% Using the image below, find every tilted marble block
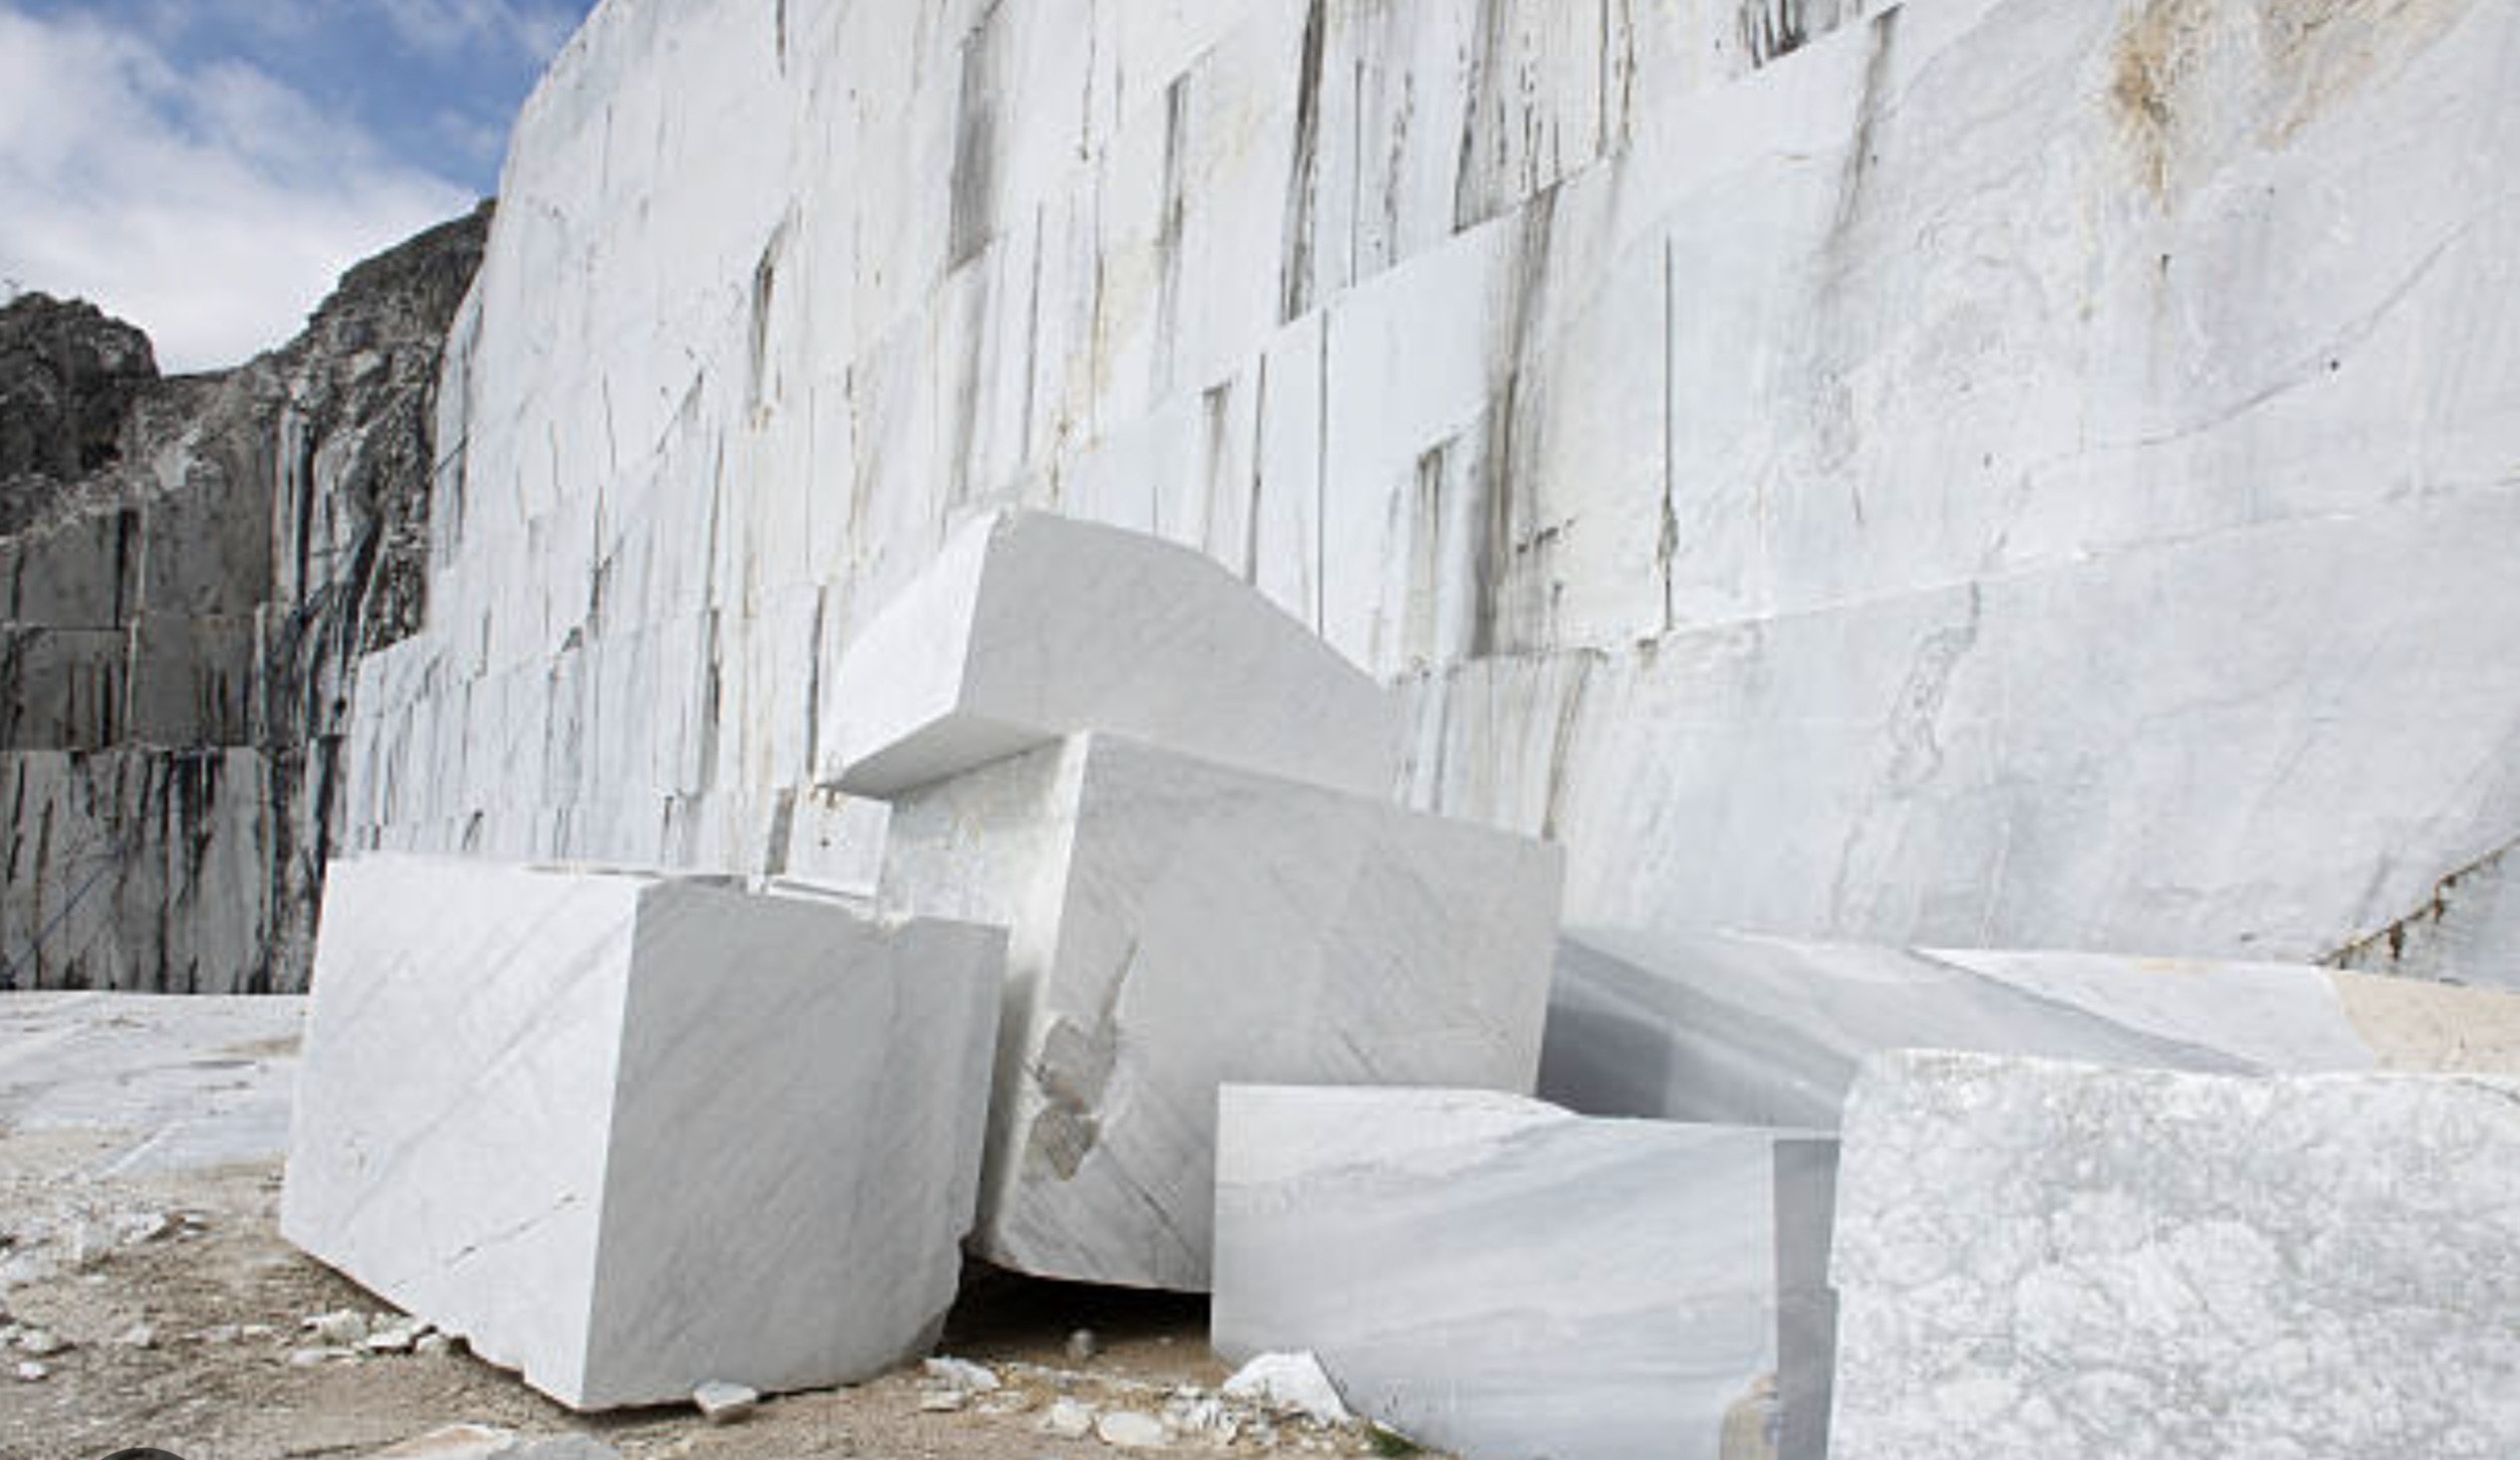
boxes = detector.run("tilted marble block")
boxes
[1830,1053,2520,1460]
[820,510,1401,799]
[281,853,1005,1410]
[1212,1086,1837,1460]
[879,732,1561,1291]
[1542,925,2520,1128]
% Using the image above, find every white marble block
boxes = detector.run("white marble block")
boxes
[1211,1086,1835,1460]
[820,510,1400,799]
[879,732,1561,1291]
[1543,926,2520,1128]
[1829,1052,2520,1460]
[280,853,1005,1410]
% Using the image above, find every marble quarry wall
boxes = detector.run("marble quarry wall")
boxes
[0,210,489,992]
[340,0,2520,986]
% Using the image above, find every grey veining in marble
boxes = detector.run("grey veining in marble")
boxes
[1542,926,2520,1129]
[281,853,1005,1409]
[336,0,2520,987]
[820,509,1399,799]
[1829,1052,2520,1460]
[879,732,1561,1292]
[1212,1085,1834,1460]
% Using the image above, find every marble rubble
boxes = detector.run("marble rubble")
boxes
[874,731,1562,1291]
[321,0,2520,990]
[280,853,1005,1410]
[1212,1085,1837,1460]
[821,508,1400,798]
[1829,1052,2520,1460]
[1544,925,2520,1128]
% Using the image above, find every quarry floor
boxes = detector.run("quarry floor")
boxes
[0,997,1433,1460]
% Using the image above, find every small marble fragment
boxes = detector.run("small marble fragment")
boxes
[1222,1352,1350,1424]
[692,1380,760,1424]
[1095,1410,1168,1449]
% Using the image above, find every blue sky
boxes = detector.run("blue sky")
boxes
[1,0,598,370]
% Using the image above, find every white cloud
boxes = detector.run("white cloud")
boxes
[378,0,581,65]
[0,5,476,371]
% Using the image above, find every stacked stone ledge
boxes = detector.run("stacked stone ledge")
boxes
[284,507,1562,1408]
[834,510,1564,1291]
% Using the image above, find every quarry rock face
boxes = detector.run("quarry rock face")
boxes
[281,854,1005,1410]
[9,0,2517,1449]
[1828,1053,2520,1460]
[0,294,159,531]
[331,0,2520,988]
[0,206,490,993]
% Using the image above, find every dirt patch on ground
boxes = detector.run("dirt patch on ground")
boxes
[0,1125,1428,1460]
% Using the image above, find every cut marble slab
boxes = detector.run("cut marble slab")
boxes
[1830,1052,2520,1460]
[819,510,1400,799]
[1542,926,2520,1128]
[879,732,1561,1291]
[281,853,1005,1410]
[1211,1086,1835,1460]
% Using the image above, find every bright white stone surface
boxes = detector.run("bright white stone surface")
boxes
[1829,1052,2520,1460]
[1212,1086,1833,1460]
[880,732,1560,1291]
[338,0,2520,986]
[1221,1351,1351,1425]
[822,510,1398,798]
[281,853,1004,1409]
[1544,926,2520,1128]
[0,991,302,1174]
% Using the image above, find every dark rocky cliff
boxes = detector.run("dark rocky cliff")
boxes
[0,204,490,992]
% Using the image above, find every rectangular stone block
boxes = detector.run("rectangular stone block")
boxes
[1542,926,2520,1128]
[125,612,259,746]
[0,506,139,626]
[1829,1053,2520,1460]
[0,625,127,749]
[1212,1086,1834,1460]
[820,510,1401,799]
[879,732,1561,1291]
[280,853,1005,1410]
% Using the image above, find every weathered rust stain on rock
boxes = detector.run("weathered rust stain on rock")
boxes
[2113,0,2474,205]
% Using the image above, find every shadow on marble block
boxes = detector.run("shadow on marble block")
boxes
[819,510,1401,800]
[1829,1052,2520,1460]
[1542,925,2520,1129]
[879,732,1562,1293]
[1212,1085,1835,1460]
[280,852,1005,1409]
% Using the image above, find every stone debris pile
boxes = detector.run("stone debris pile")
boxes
[278,512,2520,1457]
